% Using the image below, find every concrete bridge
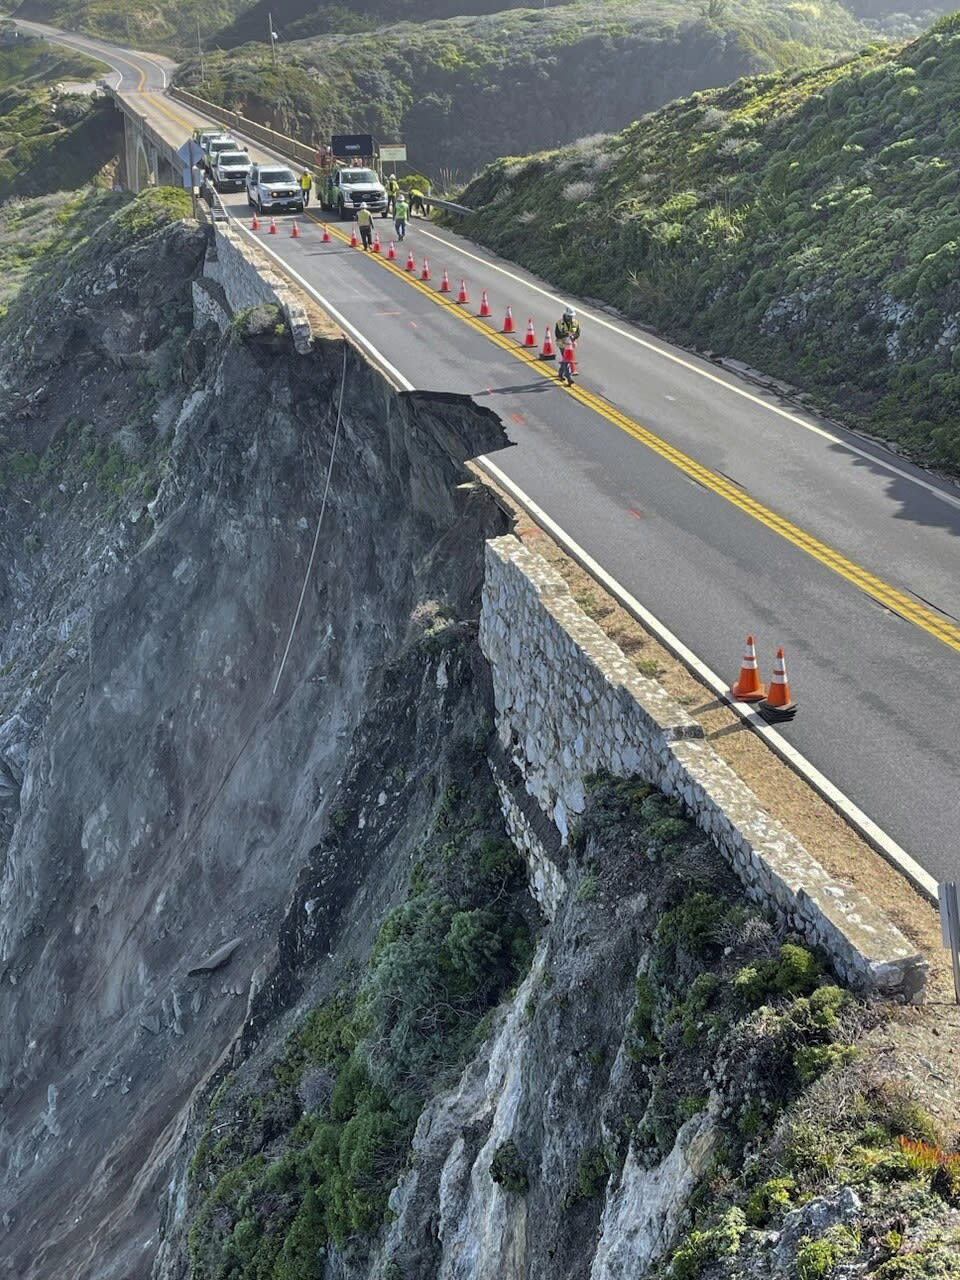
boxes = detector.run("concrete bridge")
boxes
[107,86,181,191]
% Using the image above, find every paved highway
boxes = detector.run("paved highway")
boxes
[22,24,960,887]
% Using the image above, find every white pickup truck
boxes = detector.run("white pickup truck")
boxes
[212,149,252,193]
[320,166,387,219]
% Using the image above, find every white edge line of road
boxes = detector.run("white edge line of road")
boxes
[236,216,940,908]
[417,225,960,515]
[476,455,941,907]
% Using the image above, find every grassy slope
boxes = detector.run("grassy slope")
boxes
[10,0,249,52]
[457,14,960,470]
[0,41,121,202]
[178,0,875,177]
[214,0,580,47]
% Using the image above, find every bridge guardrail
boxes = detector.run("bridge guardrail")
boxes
[167,86,472,214]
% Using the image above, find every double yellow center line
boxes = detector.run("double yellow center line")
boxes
[305,215,960,656]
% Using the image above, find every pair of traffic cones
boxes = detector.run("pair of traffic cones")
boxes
[731,636,797,722]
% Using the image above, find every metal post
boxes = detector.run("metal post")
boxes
[939,881,960,1004]
[197,15,206,87]
[269,13,278,68]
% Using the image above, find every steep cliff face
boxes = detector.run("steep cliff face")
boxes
[0,193,509,1280]
[157,767,960,1280]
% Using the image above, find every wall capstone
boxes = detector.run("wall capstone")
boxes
[480,535,927,1000]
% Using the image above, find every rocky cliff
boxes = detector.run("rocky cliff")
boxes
[0,189,509,1280]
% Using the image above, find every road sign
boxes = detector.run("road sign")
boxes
[177,139,205,167]
[332,133,375,159]
[380,143,407,163]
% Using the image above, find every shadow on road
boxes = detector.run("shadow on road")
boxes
[475,381,558,396]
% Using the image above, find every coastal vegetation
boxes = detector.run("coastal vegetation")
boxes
[458,16,960,469]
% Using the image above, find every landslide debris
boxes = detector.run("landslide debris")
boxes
[458,15,960,472]
[0,186,509,1280]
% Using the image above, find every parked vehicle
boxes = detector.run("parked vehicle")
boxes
[246,164,304,214]
[212,150,252,192]
[202,135,241,173]
[321,166,387,219]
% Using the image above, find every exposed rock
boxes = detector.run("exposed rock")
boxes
[186,937,241,976]
[0,206,509,1280]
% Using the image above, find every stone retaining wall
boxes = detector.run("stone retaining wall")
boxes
[202,222,313,353]
[480,535,927,999]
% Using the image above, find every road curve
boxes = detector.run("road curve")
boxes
[20,23,960,887]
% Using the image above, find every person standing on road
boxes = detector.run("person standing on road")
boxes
[356,202,374,250]
[393,193,408,242]
[386,173,400,215]
[555,305,581,386]
[299,169,313,206]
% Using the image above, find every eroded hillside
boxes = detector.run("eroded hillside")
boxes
[0,188,509,1280]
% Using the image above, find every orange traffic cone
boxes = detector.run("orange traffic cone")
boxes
[503,306,516,334]
[439,268,451,293]
[269,217,278,235]
[420,258,431,280]
[405,248,416,271]
[731,635,766,702]
[559,338,577,383]
[321,223,331,243]
[479,289,491,317]
[758,647,798,722]
[523,317,537,347]
[291,219,300,239]
[387,239,396,260]
[251,212,260,231]
[372,230,381,253]
[540,326,556,360]
[456,278,469,304]
[350,226,359,248]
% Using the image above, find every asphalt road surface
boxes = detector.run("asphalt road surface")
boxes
[22,23,960,887]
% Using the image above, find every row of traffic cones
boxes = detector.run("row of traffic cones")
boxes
[266,219,579,375]
[251,213,302,239]
[731,635,797,722]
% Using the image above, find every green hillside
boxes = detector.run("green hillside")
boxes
[11,0,250,52]
[456,15,960,470]
[178,0,876,176]
[0,39,119,201]
[214,0,580,47]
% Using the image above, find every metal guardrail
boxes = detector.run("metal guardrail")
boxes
[167,85,473,215]
[428,196,474,216]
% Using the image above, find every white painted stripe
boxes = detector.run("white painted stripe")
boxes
[475,454,940,905]
[231,213,939,905]
[419,226,960,514]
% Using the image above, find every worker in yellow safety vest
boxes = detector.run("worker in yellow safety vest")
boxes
[356,202,374,250]
[299,169,313,206]
[386,173,400,215]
